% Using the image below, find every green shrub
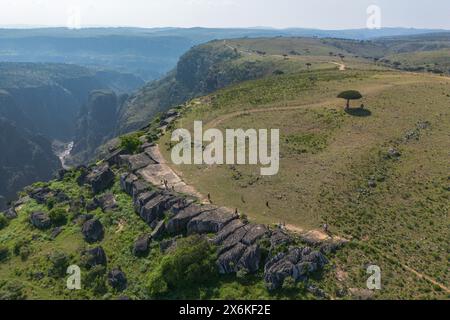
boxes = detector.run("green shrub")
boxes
[19,246,31,262]
[0,281,26,300]
[48,251,69,277]
[13,240,31,261]
[0,246,9,262]
[0,215,8,230]
[282,276,297,290]
[85,265,107,296]
[46,198,56,210]
[119,133,143,154]
[49,207,67,226]
[147,235,217,297]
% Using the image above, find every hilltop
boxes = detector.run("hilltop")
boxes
[1,35,449,300]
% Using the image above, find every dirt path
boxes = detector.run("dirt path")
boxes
[138,143,340,243]
[329,61,346,71]
[138,146,207,202]
[207,82,394,129]
[402,265,450,293]
[363,242,450,294]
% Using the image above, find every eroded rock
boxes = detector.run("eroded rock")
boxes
[212,219,246,245]
[2,207,17,220]
[151,220,166,240]
[237,244,261,273]
[120,173,138,195]
[97,193,118,212]
[166,204,214,235]
[187,207,238,235]
[269,229,292,249]
[263,247,328,290]
[217,242,247,274]
[108,268,127,291]
[139,193,174,226]
[133,234,151,257]
[30,211,51,230]
[85,165,115,194]
[241,224,270,246]
[81,219,104,243]
[126,153,156,171]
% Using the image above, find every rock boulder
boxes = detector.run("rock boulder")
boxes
[30,211,51,229]
[81,219,104,243]
[85,165,115,194]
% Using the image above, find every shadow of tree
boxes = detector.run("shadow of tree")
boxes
[345,108,372,117]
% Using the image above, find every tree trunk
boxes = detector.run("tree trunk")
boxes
[346,99,350,109]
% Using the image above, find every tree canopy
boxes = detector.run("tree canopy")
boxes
[337,90,363,100]
[337,90,363,109]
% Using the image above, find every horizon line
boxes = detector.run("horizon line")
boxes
[0,25,448,32]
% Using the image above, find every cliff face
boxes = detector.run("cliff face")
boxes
[116,40,278,135]
[116,42,241,134]
[0,117,61,209]
[70,90,120,165]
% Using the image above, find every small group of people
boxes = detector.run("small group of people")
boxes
[161,179,175,192]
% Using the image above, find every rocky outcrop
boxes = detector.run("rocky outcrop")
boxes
[217,242,247,274]
[2,207,17,220]
[212,219,247,245]
[124,153,155,172]
[242,224,269,246]
[84,164,115,194]
[264,247,328,291]
[30,211,51,230]
[151,220,166,240]
[133,234,151,257]
[166,204,213,235]
[139,193,176,226]
[27,187,53,205]
[82,246,107,269]
[120,173,139,195]
[81,219,104,243]
[237,244,261,273]
[96,193,118,212]
[215,223,269,275]
[187,207,238,235]
[108,268,127,291]
[50,226,63,239]
[269,229,292,249]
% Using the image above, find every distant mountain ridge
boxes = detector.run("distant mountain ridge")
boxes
[0,27,448,81]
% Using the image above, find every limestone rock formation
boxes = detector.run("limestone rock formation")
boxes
[30,211,51,230]
[81,219,105,243]
[84,165,115,194]
[108,268,127,291]
[133,234,151,257]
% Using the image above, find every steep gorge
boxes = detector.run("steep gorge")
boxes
[0,62,143,208]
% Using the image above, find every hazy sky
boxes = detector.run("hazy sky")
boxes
[1,0,449,30]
